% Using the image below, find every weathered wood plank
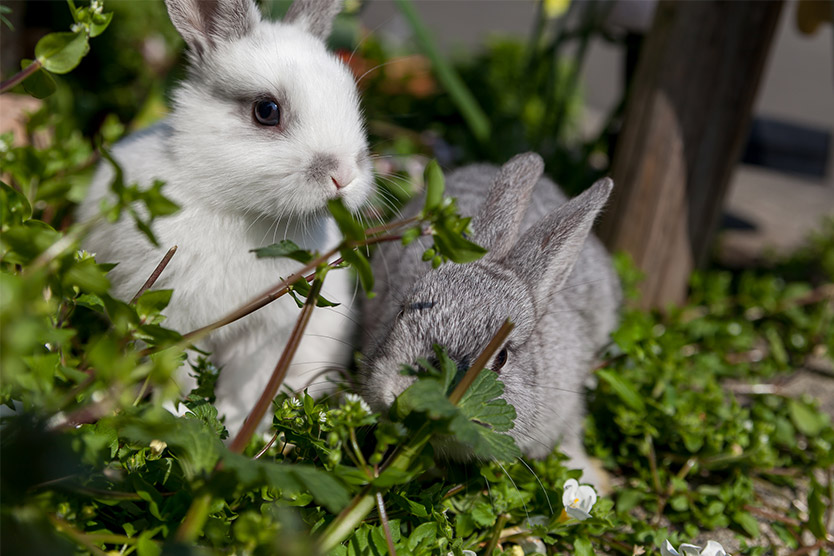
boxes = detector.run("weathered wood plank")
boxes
[598,0,784,308]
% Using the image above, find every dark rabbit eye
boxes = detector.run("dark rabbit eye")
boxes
[492,347,508,372]
[253,99,281,126]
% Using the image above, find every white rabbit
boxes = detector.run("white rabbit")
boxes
[359,153,620,484]
[78,0,374,436]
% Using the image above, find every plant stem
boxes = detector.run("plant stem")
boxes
[0,59,43,93]
[253,431,279,459]
[316,487,379,552]
[394,0,490,143]
[228,277,323,453]
[350,427,372,478]
[130,245,177,303]
[49,515,110,556]
[375,491,397,555]
[483,513,509,556]
[174,491,212,543]
[180,248,339,348]
[449,319,514,405]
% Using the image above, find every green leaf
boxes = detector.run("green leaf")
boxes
[340,247,374,295]
[136,533,161,556]
[220,452,350,513]
[423,160,444,212]
[135,289,173,316]
[458,370,516,433]
[121,410,223,480]
[807,479,827,539]
[732,510,759,538]
[18,60,56,99]
[327,198,365,242]
[35,32,89,74]
[289,278,339,308]
[89,11,113,37]
[597,369,646,412]
[1,181,32,228]
[574,537,595,556]
[787,398,827,437]
[250,240,313,263]
[431,226,487,264]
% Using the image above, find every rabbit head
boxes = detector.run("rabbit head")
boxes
[360,153,614,457]
[163,0,372,217]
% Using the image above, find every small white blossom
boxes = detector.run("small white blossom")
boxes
[662,540,729,556]
[289,397,302,408]
[701,541,729,556]
[344,393,371,415]
[318,411,327,424]
[91,0,103,14]
[562,479,597,521]
[519,537,546,554]
[149,439,167,456]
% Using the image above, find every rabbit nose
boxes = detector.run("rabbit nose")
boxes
[330,168,355,190]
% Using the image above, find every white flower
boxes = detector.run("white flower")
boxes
[446,551,476,556]
[662,540,729,556]
[289,397,302,408]
[149,439,167,456]
[519,537,547,554]
[345,393,371,415]
[318,411,327,424]
[562,479,597,521]
[91,0,103,14]
[701,541,729,556]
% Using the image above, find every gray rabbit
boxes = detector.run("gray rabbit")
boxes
[359,153,620,481]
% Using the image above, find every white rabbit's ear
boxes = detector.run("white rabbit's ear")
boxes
[504,178,613,305]
[165,0,260,58]
[284,0,343,40]
[474,152,544,260]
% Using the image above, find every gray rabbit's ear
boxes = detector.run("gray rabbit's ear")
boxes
[504,178,613,305]
[284,0,343,39]
[474,152,544,260]
[165,0,260,58]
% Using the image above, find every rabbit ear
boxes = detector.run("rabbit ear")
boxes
[165,0,259,58]
[474,152,544,260]
[284,0,343,39]
[504,178,614,306]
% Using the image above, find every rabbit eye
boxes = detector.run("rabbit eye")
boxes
[492,347,508,372]
[253,99,281,126]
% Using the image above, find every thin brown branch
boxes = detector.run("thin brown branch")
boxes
[362,215,420,237]
[130,245,177,304]
[375,491,398,555]
[0,59,43,93]
[179,247,339,347]
[448,319,514,405]
[787,538,832,556]
[253,432,279,460]
[228,278,323,453]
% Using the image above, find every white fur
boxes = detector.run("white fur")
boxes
[78,0,372,436]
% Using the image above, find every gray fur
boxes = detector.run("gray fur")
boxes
[359,153,621,481]
[164,0,259,58]
[307,153,339,183]
[284,0,343,39]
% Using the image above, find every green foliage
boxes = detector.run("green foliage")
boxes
[3,2,833,555]
[585,251,834,552]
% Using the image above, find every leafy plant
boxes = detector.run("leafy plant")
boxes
[2,2,833,556]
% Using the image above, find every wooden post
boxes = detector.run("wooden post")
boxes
[598,0,784,308]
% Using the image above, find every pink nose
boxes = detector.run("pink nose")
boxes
[331,169,356,190]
